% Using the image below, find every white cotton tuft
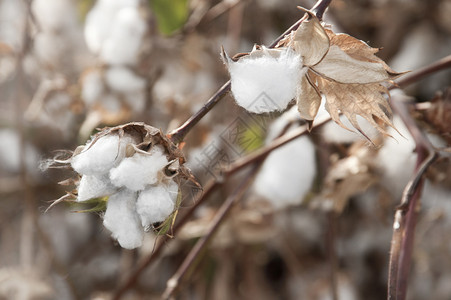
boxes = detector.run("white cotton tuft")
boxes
[71,134,134,176]
[105,66,146,93]
[81,69,104,106]
[84,0,140,54]
[376,116,416,199]
[103,189,143,249]
[226,47,303,114]
[109,146,169,191]
[253,134,316,208]
[100,7,147,65]
[136,180,178,227]
[77,174,117,202]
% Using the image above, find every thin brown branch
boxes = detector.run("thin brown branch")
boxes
[391,54,451,90]
[387,94,438,300]
[161,165,260,300]
[311,0,333,21]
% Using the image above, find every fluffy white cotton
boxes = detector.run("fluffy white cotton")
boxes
[81,69,104,106]
[103,189,143,249]
[253,110,316,208]
[100,7,147,65]
[84,0,140,54]
[109,146,169,191]
[136,180,178,227]
[105,66,146,93]
[0,129,40,175]
[376,116,416,199]
[71,134,134,176]
[227,47,303,114]
[77,174,117,202]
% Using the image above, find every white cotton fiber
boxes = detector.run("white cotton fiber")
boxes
[105,66,146,93]
[100,7,146,65]
[136,180,178,227]
[81,69,104,106]
[252,112,316,209]
[84,0,140,54]
[227,47,303,114]
[77,174,117,202]
[253,134,316,208]
[376,116,416,199]
[109,146,169,191]
[71,134,134,176]
[103,189,143,249]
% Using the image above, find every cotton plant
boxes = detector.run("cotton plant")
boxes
[223,7,403,138]
[51,123,196,249]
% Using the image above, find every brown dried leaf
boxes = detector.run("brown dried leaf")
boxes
[325,29,402,76]
[316,75,395,137]
[290,9,330,66]
[296,71,321,120]
[312,143,378,214]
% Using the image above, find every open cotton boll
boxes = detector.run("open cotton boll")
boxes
[136,180,178,227]
[77,174,117,202]
[100,7,147,65]
[226,47,304,114]
[71,134,134,176]
[103,189,143,249]
[84,0,140,54]
[253,127,316,209]
[109,146,169,191]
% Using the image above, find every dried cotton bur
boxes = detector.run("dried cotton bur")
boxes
[223,7,405,139]
[49,123,197,249]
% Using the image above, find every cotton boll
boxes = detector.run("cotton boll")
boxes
[253,131,316,209]
[84,0,140,54]
[77,174,117,202]
[100,7,147,65]
[71,134,134,176]
[103,189,143,249]
[226,47,304,114]
[109,146,169,191]
[376,116,416,199]
[105,66,146,93]
[136,180,178,227]
[81,69,104,106]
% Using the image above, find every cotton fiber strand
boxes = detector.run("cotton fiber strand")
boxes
[77,174,116,202]
[103,189,143,249]
[109,146,169,191]
[227,48,303,114]
[71,134,133,176]
[136,180,178,227]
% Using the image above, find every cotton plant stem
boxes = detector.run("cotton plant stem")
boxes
[391,55,451,90]
[161,165,260,300]
[387,94,438,300]
[167,0,333,144]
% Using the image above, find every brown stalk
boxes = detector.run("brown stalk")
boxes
[161,164,260,299]
[387,94,438,300]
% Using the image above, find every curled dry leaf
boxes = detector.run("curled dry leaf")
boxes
[290,8,404,136]
[311,142,379,214]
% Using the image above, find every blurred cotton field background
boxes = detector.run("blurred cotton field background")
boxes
[0,0,451,299]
